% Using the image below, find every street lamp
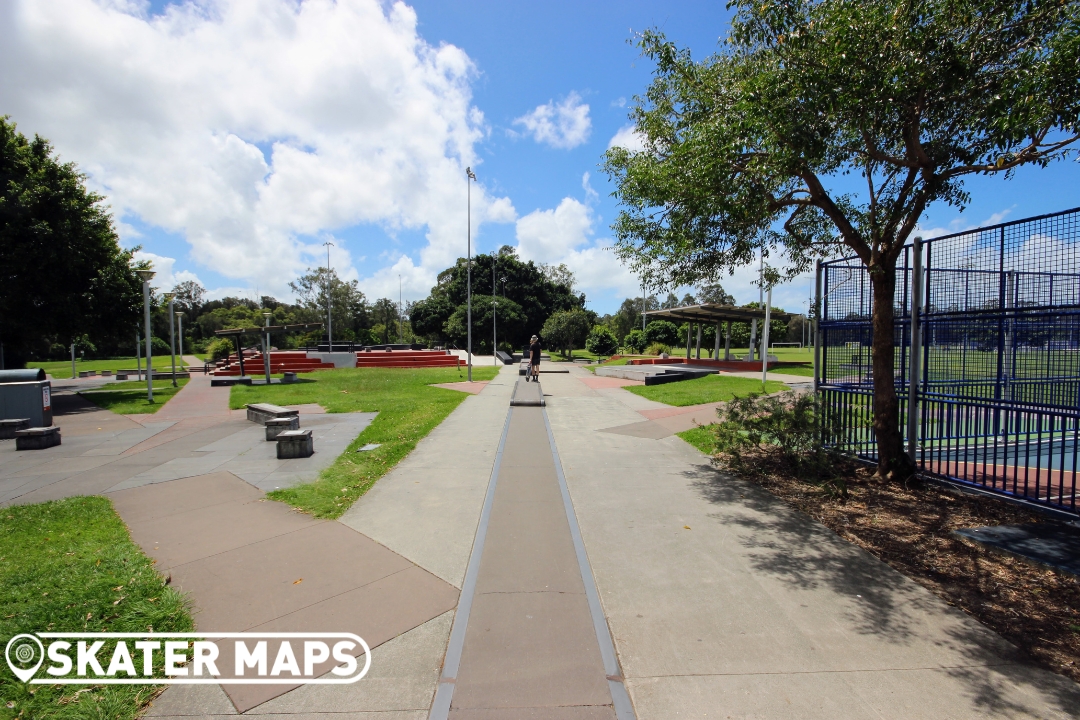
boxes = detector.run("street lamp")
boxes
[492,251,497,363]
[175,311,184,362]
[164,292,177,387]
[466,166,476,381]
[136,269,155,402]
[323,241,334,353]
[398,274,403,344]
[263,312,273,382]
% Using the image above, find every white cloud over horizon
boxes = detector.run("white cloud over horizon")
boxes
[0,0,515,302]
[512,92,591,150]
[608,124,646,153]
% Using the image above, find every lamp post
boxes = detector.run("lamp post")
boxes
[323,241,334,352]
[466,167,476,381]
[164,292,177,387]
[176,312,184,359]
[263,312,273,383]
[398,274,403,344]
[492,252,497,363]
[136,269,155,402]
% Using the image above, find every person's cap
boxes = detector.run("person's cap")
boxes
[530,335,538,340]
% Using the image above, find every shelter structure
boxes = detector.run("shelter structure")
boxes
[215,323,324,380]
[644,303,791,367]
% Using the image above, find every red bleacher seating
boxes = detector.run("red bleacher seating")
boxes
[212,350,460,375]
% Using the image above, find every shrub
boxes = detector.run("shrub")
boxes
[151,336,170,354]
[644,320,680,346]
[644,342,671,356]
[585,325,619,356]
[206,338,234,361]
[710,390,848,498]
[623,329,647,353]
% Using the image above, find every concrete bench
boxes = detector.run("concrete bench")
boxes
[265,416,299,441]
[246,403,300,425]
[101,370,113,377]
[115,373,129,380]
[275,429,313,459]
[15,425,61,450]
[78,371,89,378]
[282,372,297,384]
[0,418,30,440]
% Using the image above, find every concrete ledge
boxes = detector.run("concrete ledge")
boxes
[275,428,313,459]
[510,378,545,407]
[15,425,61,450]
[211,376,252,387]
[265,416,300,440]
[0,418,31,440]
[246,403,300,424]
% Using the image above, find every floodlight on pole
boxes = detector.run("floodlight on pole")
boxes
[164,292,177,387]
[136,269,155,402]
[323,241,334,352]
[466,166,476,381]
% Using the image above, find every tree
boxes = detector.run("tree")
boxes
[172,280,206,316]
[698,283,736,306]
[603,0,1080,480]
[0,117,143,366]
[411,252,584,350]
[585,325,619,356]
[542,309,593,357]
[645,320,680,346]
[623,329,648,353]
[289,267,369,341]
[443,294,526,353]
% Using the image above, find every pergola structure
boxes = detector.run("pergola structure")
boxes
[645,304,792,361]
[215,323,324,379]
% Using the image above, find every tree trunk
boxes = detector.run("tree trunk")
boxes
[869,260,914,481]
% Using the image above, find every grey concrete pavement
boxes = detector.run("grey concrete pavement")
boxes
[542,366,1080,719]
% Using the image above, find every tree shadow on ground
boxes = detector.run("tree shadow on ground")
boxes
[682,461,1080,717]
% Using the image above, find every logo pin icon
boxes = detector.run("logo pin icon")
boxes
[5,634,44,682]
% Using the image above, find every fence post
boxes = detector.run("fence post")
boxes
[907,237,923,463]
[813,260,822,393]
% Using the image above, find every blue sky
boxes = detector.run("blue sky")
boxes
[2,0,1078,316]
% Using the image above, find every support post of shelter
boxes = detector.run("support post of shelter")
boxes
[685,323,692,360]
[713,322,721,359]
[695,325,702,360]
[724,321,731,361]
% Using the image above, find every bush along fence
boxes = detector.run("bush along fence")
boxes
[815,207,1080,516]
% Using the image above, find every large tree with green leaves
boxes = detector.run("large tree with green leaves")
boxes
[0,117,144,367]
[604,0,1080,480]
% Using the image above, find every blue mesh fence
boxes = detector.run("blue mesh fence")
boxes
[818,207,1080,515]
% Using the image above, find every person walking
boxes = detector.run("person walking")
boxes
[527,334,542,382]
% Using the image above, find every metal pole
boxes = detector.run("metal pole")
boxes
[142,278,153,402]
[713,322,721,359]
[466,167,475,381]
[176,313,184,359]
[695,324,702,360]
[399,274,404,344]
[263,313,272,382]
[135,330,141,381]
[324,241,334,352]
[493,254,497,361]
[813,261,822,393]
[761,287,772,387]
[685,322,692,360]
[71,342,76,380]
[166,294,177,387]
[642,281,646,331]
[907,238,923,462]
[724,320,731,361]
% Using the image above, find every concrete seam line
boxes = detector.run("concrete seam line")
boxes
[542,408,638,720]
[428,405,513,720]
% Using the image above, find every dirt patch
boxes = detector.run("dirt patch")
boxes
[728,453,1080,683]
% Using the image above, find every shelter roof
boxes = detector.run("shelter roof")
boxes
[645,303,792,323]
[215,323,323,336]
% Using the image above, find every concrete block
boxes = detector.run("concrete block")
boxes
[265,416,300,441]
[15,425,61,450]
[115,374,129,380]
[245,403,299,424]
[101,370,113,377]
[275,429,313,459]
[78,371,89,378]
[0,418,31,439]
[282,372,297,384]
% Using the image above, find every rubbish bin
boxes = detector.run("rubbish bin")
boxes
[0,369,53,427]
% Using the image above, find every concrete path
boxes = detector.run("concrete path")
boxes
[542,365,1080,719]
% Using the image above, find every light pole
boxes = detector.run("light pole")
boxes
[176,312,184,360]
[466,167,476,381]
[263,312,273,382]
[136,269,155,402]
[323,241,334,352]
[164,292,177,387]
[492,251,497,362]
[398,274,403,344]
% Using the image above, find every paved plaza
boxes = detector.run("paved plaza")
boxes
[2,365,1079,718]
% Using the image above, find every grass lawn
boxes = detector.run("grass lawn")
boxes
[677,424,718,454]
[78,378,189,415]
[548,349,603,363]
[27,358,146,380]
[229,366,500,519]
[625,374,786,406]
[0,497,192,720]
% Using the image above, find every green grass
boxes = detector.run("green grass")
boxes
[677,424,718,454]
[548,348,602,362]
[773,364,815,377]
[78,379,189,415]
[625,374,787,407]
[229,366,500,519]
[0,496,192,720]
[27,358,146,380]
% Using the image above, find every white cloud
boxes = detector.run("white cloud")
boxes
[0,0,514,299]
[581,172,598,203]
[512,92,591,150]
[132,250,205,294]
[514,197,637,297]
[608,124,646,153]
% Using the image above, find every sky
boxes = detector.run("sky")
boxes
[2,0,1079,317]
